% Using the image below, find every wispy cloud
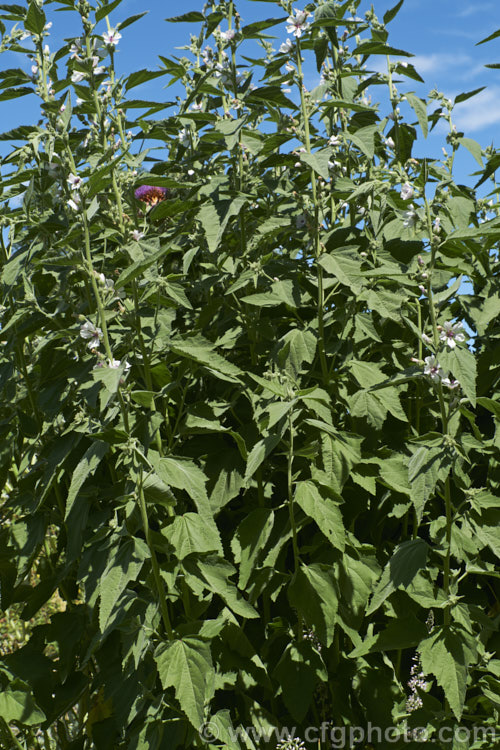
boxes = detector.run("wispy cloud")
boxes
[453,86,500,132]
[456,2,494,17]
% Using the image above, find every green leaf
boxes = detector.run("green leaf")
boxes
[152,455,211,517]
[367,538,429,615]
[383,0,404,25]
[244,434,281,485]
[349,359,385,388]
[126,68,168,91]
[405,92,428,138]
[273,642,326,722]
[95,0,124,23]
[346,125,377,159]
[165,11,205,23]
[24,1,45,34]
[198,196,245,253]
[354,42,413,57]
[232,508,274,587]
[300,148,332,180]
[0,685,46,725]
[155,637,214,728]
[295,480,345,552]
[439,347,477,407]
[458,137,483,166]
[99,537,148,631]
[420,628,476,721]
[476,27,500,45]
[171,334,242,383]
[408,443,451,522]
[163,512,222,559]
[288,563,338,647]
[65,441,108,520]
[454,86,485,104]
[191,556,258,618]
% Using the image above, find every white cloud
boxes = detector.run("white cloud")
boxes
[453,86,500,132]
[457,2,494,17]
[408,53,473,75]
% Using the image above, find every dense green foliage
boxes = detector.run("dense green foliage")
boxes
[0,0,499,748]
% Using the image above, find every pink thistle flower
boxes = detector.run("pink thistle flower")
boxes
[134,185,169,205]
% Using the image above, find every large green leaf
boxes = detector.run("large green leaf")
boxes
[295,480,345,552]
[288,563,338,647]
[155,637,214,728]
[367,538,428,615]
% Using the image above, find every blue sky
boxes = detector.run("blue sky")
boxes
[1,0,500,187]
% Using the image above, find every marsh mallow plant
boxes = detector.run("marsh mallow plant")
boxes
[0,0,499,747]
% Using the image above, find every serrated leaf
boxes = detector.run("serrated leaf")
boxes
[367,538,428,615]
[155,637,214,728]
[300,148,332,180]
[295,480,345,551]
[99,537,148,631]
[405,92,428,138]
[454,87,485,104]
[65,441,108,519]
[166,11,205,23]
[244,434,281,485]
[25,1,45,34]
[383,0,404,25]
[152,455,211,517]
[458,137,483,166]
[191,556,258,618]
[232,508,274,587]
[288,563,338,647]
[420,629,476,721]
[163,512,222,559]
[171,334,242,382]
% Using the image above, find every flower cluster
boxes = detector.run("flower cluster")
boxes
[276,738,306,750]
[406,652,429,713]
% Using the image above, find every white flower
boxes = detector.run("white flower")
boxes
[403,203,417,228]
[401,182,413,201]
[102,29,122,47]
[442,375,460,390]
[191,101,203,111]
[108,358,130,370]
[178,128,190,146]
[439,321,466,349]
[286,9,310,38]
[71,70,85,83]
[80,321,102,350]
[220,28,236,42]
[67,173,82,190]
[424,355,443,382]
[31,65,38,76]
[279,38,293,54]
[421,333,432,345]
[385,136,395,148]
[67,194,81,211]
[132,229,144,241]
[285,61,295,73]
[93,66,105,76]
[75,97,84,105]
[328,134,341,147]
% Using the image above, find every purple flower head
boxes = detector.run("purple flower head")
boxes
[134,185,169,205]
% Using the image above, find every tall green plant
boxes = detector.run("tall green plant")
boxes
[0,0,499,748]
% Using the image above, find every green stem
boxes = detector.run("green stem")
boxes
[287,410,302,639]
[138,468,173,640]
[296,38,328,383]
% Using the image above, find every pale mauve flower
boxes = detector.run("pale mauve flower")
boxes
[102,29,122,47]
[286,9,310,38]
[439,321,466,349]
[423,355,443,382]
